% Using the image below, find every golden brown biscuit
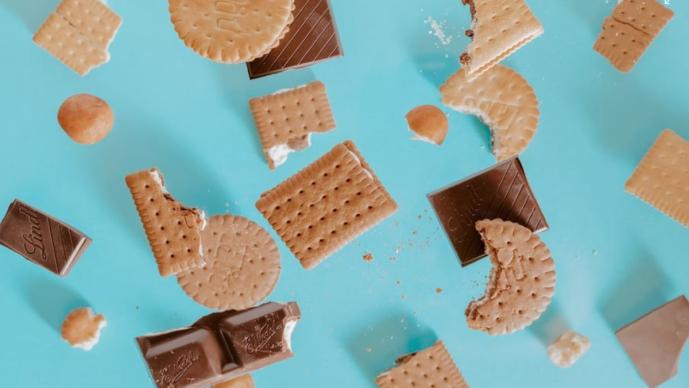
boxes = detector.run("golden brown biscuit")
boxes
[58,94,114,145]
[61,307,107,351]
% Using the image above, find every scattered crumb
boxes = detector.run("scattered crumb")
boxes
[401,294,406,300]
[363,252,374,262]
[435,288,443,294]
[366,347,373,353]
[425,17,452,46]
[395,280,401,285]
[592,249,598,256]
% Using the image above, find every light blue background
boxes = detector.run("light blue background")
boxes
[0,0,687,387]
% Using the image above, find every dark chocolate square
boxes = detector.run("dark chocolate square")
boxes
[427,158,548,266]
[0,200,91,276]
[246,0,343,79]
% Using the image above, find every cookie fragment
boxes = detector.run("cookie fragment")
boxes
[460,0,543,78]
[593,0,673,72]
[58,94,114,145]
[548,331,591,368]
[213,375,255,388]
[256,141,397,270]
[125,168,206,276]
[406,105,448,145]
[466,219,555,335]
[61,307,106,351]
[250,82,335,169]
[441,65,539,161]
[33,0,121,76]
[375,341,469,388]
[625,129,689,227]
[169,0,295,63]
[616,296,689,387]
[177,215,281,310]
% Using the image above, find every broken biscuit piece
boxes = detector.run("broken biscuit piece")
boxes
[61,307,106,351]
[125,168,206,276]
[250,82,336,169]
[460,0,543,78]
[441,64,539,160]
[375,341,469,388]
[33,0,122,76]
[548,331,591,367]
[594,0,673,72]
[466,219,555,335]
[406,105,449,145]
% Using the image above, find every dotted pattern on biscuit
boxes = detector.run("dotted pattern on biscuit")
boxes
[625,129,689,227]
[375,341,469,388]
[125,169,205,276]
[466,218,556,335]
[440,64,539,161]
[32,0,121,75]
[461,0,543,78]
[250,81,336,169]
[169,0,295,63]
[256,141,398,270]
[177,215,281,310]
[593,0,672,72]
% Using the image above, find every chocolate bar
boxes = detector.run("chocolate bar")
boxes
[137,302,301,388]
[246,0,343,79]
[0,199,91,276]
[616,296,689,387]
[427,158,547,266]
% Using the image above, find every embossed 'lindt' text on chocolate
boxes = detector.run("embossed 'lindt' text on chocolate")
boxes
[0,199,91,276]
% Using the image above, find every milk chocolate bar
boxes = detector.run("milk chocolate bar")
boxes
[137,302,301,388]
[0,199,91,276]
[428,158,547,266]
[246,0,343,79]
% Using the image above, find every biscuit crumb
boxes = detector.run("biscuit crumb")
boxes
[436,288,443,294]
[363,252,374,262]
[548,331,591,367]
[61,307,107,351]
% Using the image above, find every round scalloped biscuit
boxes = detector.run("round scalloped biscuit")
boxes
[177,215,280,310]
[440,64,539,161]
[169,0,295,63]
[465,218,555,335]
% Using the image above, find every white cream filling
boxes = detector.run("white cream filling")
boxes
[283,319,297,351]
[346,150,373,180]
[268,134,312,168]
[74,320,107,351]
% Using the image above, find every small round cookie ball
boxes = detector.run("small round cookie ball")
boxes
[58,94,114,145]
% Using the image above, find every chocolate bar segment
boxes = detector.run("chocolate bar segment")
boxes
[246,0,343,79]
[137,328,226,388]
[137,302,301,388]
[427,158,547,266]
[0,200,91,276]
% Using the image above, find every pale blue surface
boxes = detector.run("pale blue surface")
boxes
[0,0,688,387]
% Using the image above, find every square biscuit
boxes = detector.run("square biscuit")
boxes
[256,141,397,270]
[250,81,336,169]
[33,0,121,75]
[375,342,469,388]
[33,13,109,76]
[56,0,122,51]
[625,129,689,227]
[594,17,653,72]
[612,0,673,36]
[594,0,673,72]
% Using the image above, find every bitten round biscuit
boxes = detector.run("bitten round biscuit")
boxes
[61,307,107,351]
[466,218,555,335]
[57,94,114,144]
[177,215,280,310]
[169,0,295,63]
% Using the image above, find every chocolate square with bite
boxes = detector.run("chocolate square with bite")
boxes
[246,0,343,79]
[427,158,547,266]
